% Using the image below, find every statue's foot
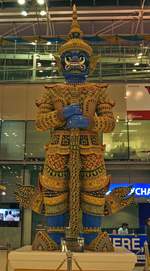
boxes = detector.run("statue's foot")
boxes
[86,232,114,252]
[32,230,58,251]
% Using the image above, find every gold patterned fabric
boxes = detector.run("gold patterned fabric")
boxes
[32,230,58,251]
[40,175,68,192]
[35,83,115,134]
[86,232,114,252]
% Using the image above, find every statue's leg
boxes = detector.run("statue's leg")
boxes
[32,145,69,251]
[82,212,101,244]
[82,213,113,252]
[80,147,113,251]
[47,213,69,246]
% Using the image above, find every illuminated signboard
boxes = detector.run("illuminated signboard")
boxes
[107,183,150,198]
[110,234,147,262]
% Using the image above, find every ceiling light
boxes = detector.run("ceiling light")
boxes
[126,90,131,97]
[51,61,56,66]
[47,41,51,45]
[37,62,41,67]
[39,70,43,73]
[40,10,46,16]
[17,0,25,5]
[138,52,143,56]
[21,10,27,16]
[36,0,44,5]
[134,62,139,66]
[132,69,137,72]
[137,55,142,59]
[1,191,6,196]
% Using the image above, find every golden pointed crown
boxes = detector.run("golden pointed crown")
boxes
[69,4,83,38]
[59,5,93,56]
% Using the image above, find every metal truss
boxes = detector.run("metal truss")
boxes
[0,2,150,36]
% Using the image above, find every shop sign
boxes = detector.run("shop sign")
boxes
[107,183,150,198]
[110,234,147,262]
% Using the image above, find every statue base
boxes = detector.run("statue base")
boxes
[8,245,137,271]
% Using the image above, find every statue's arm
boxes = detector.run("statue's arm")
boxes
[91,87,115,133]
[35,88,65,131]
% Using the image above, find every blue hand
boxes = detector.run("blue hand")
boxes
[63,104,82,119]
[66,115,90,129]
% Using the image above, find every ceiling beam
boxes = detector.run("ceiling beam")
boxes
[0,15,150,23]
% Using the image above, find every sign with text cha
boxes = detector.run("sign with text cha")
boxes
[107,183,150,198]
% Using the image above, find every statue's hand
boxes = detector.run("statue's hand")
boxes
[15,183,43,213]
[104,187,134,215]
[66,115,90,129]
[63,104,82,119]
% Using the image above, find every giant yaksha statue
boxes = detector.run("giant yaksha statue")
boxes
[16,5,133,252]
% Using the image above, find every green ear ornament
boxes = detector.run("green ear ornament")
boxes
[89,55,99,75]
[54,55,62,74]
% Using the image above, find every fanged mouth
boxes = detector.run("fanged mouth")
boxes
[65,63,85,71]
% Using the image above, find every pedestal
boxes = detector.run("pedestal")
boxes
[8,245,137,271]
[0,249,8,271]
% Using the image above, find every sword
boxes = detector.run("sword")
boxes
[68,84,81,239]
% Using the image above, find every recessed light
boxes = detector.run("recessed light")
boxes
[18,0,25,5]
[40,10,46,16]
[21,10,27,16]
[36,0,44,5]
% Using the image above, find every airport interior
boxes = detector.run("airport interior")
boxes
[0,1,150,271]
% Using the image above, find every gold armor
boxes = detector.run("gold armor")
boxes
[35,83,115,216]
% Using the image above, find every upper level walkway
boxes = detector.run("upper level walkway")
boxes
[0,40,150,83]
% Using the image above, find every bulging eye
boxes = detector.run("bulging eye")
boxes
[66,56,71,61]
[79,56,85,61]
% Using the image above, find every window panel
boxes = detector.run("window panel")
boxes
[0,165,23,203]
[25,121,50,160]
[103,120,129,160]
[0,121,25,160]
[129,120,150,161]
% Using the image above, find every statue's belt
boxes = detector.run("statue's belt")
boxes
[48,130,105,149]
[40,174,110,192]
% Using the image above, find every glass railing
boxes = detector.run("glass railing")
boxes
[0,45,149,82]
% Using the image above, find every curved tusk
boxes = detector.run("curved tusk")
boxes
[80,58,85,65]
[65,57,70,65]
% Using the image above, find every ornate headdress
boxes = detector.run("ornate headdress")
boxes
[59,5,93,57]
